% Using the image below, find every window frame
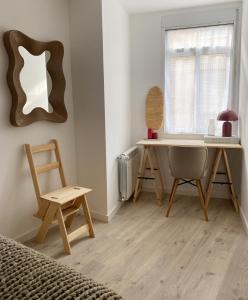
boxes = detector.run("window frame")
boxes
[161,4,242,139]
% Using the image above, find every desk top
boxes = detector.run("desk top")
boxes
[137,139,242,149]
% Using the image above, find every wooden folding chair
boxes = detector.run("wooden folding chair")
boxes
[24,139,95,254]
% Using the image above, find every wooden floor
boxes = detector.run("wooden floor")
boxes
[25,193,248,300]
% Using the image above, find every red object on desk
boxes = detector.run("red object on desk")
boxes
[217,109,238,137]
[152,132,158,139]
[152,132,158,140]
[148,128,153,139]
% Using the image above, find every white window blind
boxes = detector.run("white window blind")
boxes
[165,24,234,134]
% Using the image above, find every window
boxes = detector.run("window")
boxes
[164,24,234,134]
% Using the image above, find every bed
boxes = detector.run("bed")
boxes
[0,235,122,299]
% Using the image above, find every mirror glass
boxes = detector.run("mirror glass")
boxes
[19,46,53,115]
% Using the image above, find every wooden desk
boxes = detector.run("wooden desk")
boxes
[134,139,242,211]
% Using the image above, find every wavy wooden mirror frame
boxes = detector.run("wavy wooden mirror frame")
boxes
[4,30,67,126]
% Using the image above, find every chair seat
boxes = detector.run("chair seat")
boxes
[41,186,92,205]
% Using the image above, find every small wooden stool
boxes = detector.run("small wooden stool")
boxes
[25,139,95,255]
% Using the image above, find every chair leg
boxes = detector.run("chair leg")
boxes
[57,208,71,255]
[36,203,58,244]
[196,180,208,222]
[81,195,95,238]
[165,179,179,217]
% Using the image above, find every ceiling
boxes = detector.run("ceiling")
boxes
[120,0,241,14]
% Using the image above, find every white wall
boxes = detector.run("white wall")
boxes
[69,0,108,220]
[0,0,77,240]
[102,0,132,217]
[130,7,242,197]
[239,0,248,228]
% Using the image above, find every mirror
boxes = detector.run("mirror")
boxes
[4,30,67,126]
[19,47,53,115]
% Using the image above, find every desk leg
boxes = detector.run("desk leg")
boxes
[147,147,162,206]
[206,148,239,212]
[153,148,165,194]
[133,146,164,205]
[133,147,148,202]
[223,149,239,212]
[206,149,222,208]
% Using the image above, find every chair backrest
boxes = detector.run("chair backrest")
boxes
[168,146,208,180]
[24,139,67,207]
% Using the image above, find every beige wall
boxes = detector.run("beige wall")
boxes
[0,0,77,240]
[69,0,108,220]
[69,0,133,220]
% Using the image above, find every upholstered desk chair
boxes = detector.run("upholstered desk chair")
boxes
[166,146,208,221]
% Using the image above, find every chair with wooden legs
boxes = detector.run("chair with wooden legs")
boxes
[24,139,95,255]
[165,146,208,221]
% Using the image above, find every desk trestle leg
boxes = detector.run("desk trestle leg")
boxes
[133,146,164,205]
[206,148,239,212]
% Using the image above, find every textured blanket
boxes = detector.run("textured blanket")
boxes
[0,235,122,300]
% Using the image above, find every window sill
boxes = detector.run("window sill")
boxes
[160,133,204,140]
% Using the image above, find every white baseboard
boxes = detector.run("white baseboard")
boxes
[240,207,248,235]
[91,201,122,223]
[90,210,108,223]
[107,201,122,222]
[15,220,60,243]
[14,226,39,243]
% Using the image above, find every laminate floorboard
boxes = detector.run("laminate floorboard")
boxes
[25,193,248,300]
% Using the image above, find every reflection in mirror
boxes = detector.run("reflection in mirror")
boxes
[19,46,53,115]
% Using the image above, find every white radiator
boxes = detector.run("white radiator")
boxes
[118,146,140,201]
